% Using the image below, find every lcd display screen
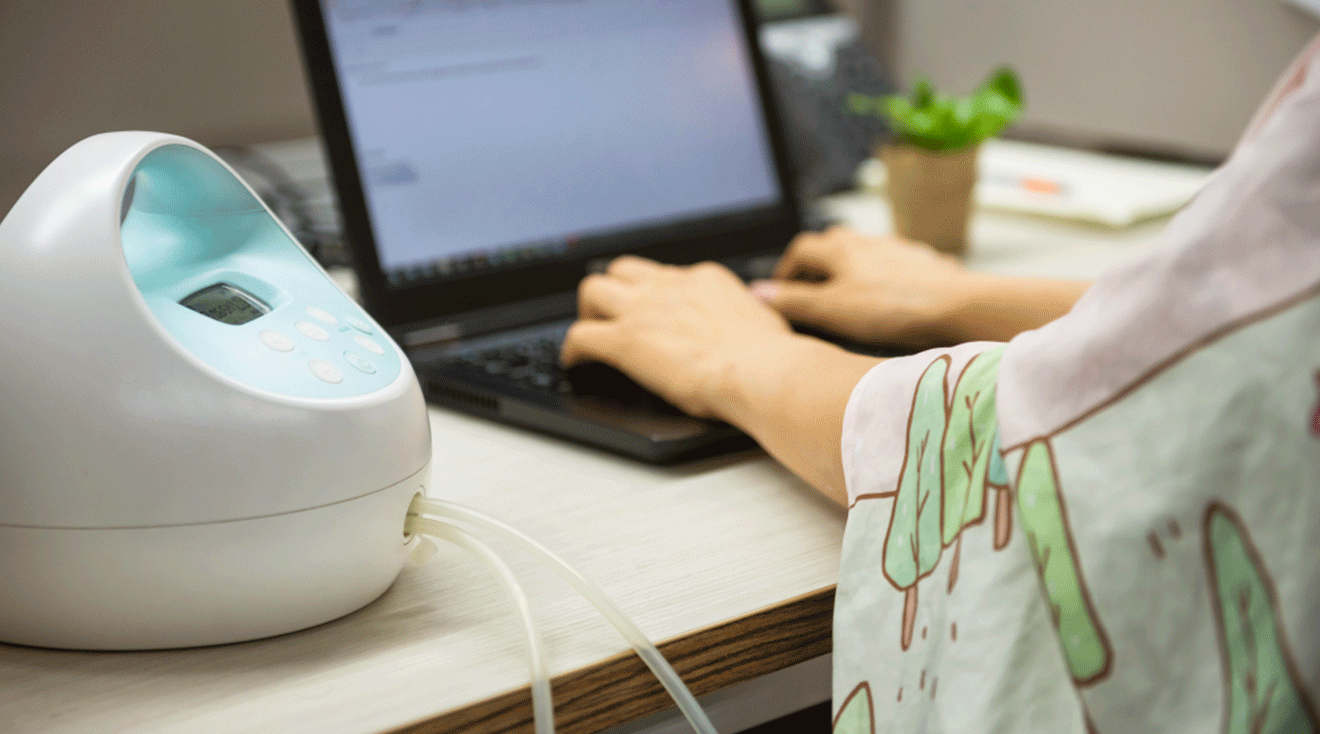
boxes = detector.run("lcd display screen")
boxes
[180,283,270,325]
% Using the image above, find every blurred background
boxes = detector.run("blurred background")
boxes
[0,0,1315,213]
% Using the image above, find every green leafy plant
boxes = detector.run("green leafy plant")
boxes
[849,67,1023,151]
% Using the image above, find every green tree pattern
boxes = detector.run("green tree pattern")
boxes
[882,348,1006,648]
[1205,503,1318,734]
[855,341,1320,728]
[883,355,949,649]
[941,348,1003,542]
[941,348,1004,589]
[1017,439,1112,685]
[832,682,875,734]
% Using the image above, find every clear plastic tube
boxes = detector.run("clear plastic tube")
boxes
[405,515,555,734]
[409,496,717,734]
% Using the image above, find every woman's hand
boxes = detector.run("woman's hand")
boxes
[561,255,797,419]
[751,226,973,348]
[754,225,1091,345]
[561,254,881,506]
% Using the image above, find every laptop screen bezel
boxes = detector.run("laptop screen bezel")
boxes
[290,0,803,330]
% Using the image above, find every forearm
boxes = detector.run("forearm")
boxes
[710,335,881,507]
[943,273,1090,343]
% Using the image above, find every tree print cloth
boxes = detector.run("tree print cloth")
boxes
[832,34,1320,734]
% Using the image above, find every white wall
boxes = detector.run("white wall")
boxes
[1,1,1316,210]
[884,0,1317,158]
[0,1,316,210]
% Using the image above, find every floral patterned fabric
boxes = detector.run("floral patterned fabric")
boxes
[832,34,1320,734]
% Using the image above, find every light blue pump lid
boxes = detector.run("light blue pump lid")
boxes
[120,145,401,399]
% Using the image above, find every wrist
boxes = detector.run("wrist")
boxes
[703,334,819,426]
[945,272,1090,343]
[940,271,1010,343]
[709,334,873,433]
[706,333,881,502]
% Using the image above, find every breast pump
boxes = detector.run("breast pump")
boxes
[0,133,717,734]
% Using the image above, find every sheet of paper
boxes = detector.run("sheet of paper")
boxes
[858,138,1215,228]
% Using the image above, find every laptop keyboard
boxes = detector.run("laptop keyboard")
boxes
[438,325,682,412]
[452,334,567,392]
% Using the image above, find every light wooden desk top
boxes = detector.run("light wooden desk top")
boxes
[0,190,1187,734]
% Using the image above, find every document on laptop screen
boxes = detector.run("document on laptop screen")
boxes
[323,0,782,280]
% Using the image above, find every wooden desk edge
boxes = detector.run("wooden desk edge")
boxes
[388,585,837,734]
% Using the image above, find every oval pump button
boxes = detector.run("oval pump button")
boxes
[344,351,377,374]
[346,316,374,334]
[353,334,386,356]
[296,321,330,342]
[306,306,338,325]
[259,329,294,352]
[308,359,343,384]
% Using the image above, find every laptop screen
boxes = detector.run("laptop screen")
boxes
[320,0,783,288]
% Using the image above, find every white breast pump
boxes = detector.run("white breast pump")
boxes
[0,132,719,734]
[0,132,431,650]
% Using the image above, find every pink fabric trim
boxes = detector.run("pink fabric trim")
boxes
[996,44,1320,449]
[1239,31,1320,145]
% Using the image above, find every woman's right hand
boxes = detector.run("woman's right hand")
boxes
[751,226,976,348]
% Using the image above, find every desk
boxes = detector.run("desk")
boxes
[0,182,1188,734]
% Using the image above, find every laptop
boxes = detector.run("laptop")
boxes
[291,0,814,462]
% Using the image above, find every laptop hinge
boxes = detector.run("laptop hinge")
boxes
[399,291,578,349]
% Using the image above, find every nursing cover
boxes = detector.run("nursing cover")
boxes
[833,35,1320,733]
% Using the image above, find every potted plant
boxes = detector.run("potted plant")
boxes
[848,67,1023,255]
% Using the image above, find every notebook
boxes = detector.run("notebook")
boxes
[291,0,810,461]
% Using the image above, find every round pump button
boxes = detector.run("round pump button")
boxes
[259,329,294,352]
[296,320,330,342]
[306,306,338,325]
[343,351,377,374]
[353,334,386,356]
[308,359,343,384]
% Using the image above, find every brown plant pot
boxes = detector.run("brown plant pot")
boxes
[880,143,979,256]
